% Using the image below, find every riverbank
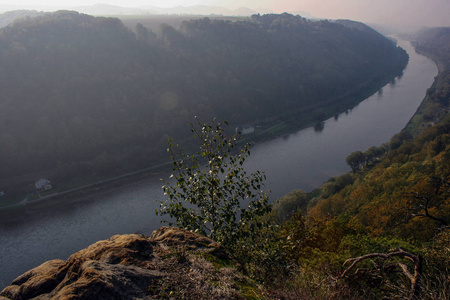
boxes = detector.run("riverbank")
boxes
[0,167,168,221]
[403,53,448,136]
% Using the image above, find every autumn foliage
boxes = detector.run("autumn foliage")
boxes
[273,28,450,296]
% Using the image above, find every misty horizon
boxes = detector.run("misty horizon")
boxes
[0,0,449,32]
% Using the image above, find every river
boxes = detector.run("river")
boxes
[0,39,438,289]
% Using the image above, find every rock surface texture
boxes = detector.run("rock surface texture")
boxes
[0,227,257,299]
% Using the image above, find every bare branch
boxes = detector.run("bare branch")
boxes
[400,191,449,227]
[397,263,414,281]
[339,249,423,300]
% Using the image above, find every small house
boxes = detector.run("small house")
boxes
[35,179,52,191]
[235,124,255,135]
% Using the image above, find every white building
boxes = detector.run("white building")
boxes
[35,179,52,191]
[235,124,255,135]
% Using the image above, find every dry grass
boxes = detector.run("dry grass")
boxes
[148,245,263,299]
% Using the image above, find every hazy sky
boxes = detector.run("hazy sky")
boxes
[0,0,448,28]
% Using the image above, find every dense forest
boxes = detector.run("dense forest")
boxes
[266,27,449,299]
[0,11,407,201]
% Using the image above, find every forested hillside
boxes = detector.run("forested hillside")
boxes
[0,11,407,200]
[270,27,449,299]
[308,117,449,240]
[406,27,450,135]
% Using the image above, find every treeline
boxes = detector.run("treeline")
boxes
[0,11,407,196]
[269,27,450,299]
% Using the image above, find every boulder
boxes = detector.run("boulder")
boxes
[0,227,258,299]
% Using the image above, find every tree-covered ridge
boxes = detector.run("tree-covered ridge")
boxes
[171,14,407,122]
[269,27,449,298]
[0,11,407,198]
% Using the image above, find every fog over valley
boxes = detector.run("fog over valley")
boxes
[0,0,449,31]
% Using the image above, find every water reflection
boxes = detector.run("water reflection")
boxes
[314,121,325,132]
[244,39,437,198]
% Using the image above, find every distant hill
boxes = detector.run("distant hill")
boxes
[149,5,257,16]
[0,10,44,28]
[72,4,257,16]
[75,4,153,16]
[0,11,407,198]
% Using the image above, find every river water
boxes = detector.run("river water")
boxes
[0,40,438,289]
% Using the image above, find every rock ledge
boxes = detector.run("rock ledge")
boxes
[0,227,258,300]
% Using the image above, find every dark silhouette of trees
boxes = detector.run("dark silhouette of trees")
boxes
[0,11,408,191]
[346,151,366,172]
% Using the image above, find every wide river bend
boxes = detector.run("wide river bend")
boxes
[0,39,438,289]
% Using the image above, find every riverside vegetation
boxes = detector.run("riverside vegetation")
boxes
[256,27,449,299]
[155,111,449,298]
[0,26,448,300]
[154,27,449,299]
[0,11,407,204]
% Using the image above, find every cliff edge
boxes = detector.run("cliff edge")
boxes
[0,227,260,300]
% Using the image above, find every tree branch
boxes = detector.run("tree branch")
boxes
[339,249,423,300]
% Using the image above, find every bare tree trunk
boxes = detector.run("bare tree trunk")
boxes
[409,254,422,300]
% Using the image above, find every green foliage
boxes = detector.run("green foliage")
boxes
[157,118,271,248]
[273,189,310,222]
[337,234,418,258]
[345,151,366,172]
[389,130,413,150]
[310,116,450,241]
[156,119,288,285]
[280,211,307,263]
[318,173,355,200]
[232,220,289,284]
[422,229,450,276]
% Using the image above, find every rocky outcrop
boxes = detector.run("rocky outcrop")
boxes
[0,227,259,300]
